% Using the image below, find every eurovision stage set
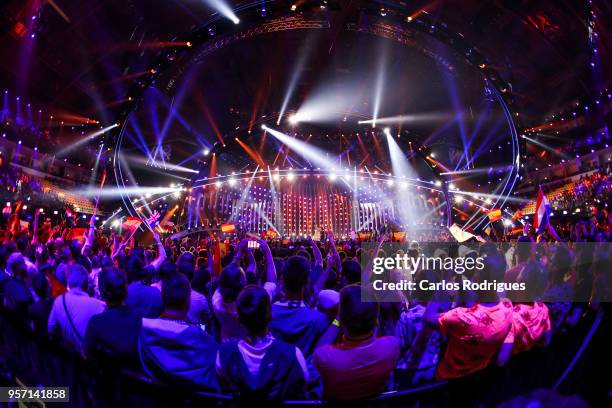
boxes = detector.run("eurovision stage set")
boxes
[110,2,522,239]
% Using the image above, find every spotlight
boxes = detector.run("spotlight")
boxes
[449,183,456,190]
[261,124,267,130]
[291,4,297,11]
[435,180,442,187]
[287,172,295,181]
[228,178,237,186]
[329,173,337,181]
[215,181,223,188]
[386,179,394,187]
[454,195,463,203]
[203,149,210,156]
[111,219,120,228]
[384,127,390,134]
[288,114,299,125]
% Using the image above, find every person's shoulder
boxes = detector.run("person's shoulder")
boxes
[440,305,483,329]
[79,297,105,315]
[376,335,400,347]
[440,305,465,321]
[141,317,159,329]
[376,336,401,359]
[190,289,207,302]
[212,288,222,304]
[313,341,343,368]
[85,310,108,333]
[86,295,105,307]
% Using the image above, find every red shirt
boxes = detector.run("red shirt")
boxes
[509,302,551,355]
[314,335,400,400]
[437,300,513,379]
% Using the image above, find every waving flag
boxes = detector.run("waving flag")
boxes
[534,186,551,234]
[449,223,486,243]
[122,217,142,231]
[146,210,161,228]
[487,208,503,222]
[221,223,236,233]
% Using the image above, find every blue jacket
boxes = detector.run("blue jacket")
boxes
[218,339,305,400]
[139,319,219,391]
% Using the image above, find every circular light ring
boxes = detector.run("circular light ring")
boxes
[111,1,520,232]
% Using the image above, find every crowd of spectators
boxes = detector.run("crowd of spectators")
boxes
[549,172,611,212]
[0,200,610,402]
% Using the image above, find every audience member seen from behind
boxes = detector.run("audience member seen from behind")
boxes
[84,268,142,366]
[47,264,105,354]
[270,255,329,357]
[314,284,400,400]
[216,285,308,400]
[425,250,513,380]
[139,272,218,391]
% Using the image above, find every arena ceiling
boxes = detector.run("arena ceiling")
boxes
[0,0,608,171]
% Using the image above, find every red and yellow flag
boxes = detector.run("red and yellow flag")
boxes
[487,208,503,222]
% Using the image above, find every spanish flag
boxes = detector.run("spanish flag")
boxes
[220,223,236,233]
[487,208,503,222]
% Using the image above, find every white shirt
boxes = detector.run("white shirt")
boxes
[47,287,105,354]
[215,334,308,381]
